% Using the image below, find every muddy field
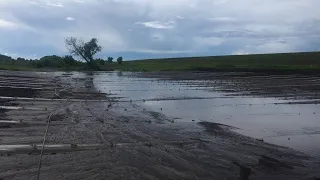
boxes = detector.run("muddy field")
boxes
[0,70,320,180]
[97,71,320,155]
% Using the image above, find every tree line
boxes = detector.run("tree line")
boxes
[0,54,123,70]
[0,37,123,70]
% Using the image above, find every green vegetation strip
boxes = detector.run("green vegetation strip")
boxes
[1,51,320,72]
[104,51,320,72]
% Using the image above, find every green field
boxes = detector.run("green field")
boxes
[101,51,320,72]
[1,51,320,72]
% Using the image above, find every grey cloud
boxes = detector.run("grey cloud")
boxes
[0,0,319,59]
[0,19,17,29]
[66,17,75,21]
[27,1,38,5]
[73,0,84,3]
[46,2,64,7]
[136,21,175,29]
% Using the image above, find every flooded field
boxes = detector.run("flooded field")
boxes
[93,71,320,156]
[1,70,320,180]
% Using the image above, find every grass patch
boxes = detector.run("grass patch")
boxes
[0,64,35,71]
[101,51,320,72]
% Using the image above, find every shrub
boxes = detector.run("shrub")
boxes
[117,57,123,64]
[107,57,113,63]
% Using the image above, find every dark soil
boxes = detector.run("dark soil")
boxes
[133,71,320,101]
[0,70,319,180]
[0,87,37,98]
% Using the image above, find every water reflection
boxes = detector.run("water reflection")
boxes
[92,71,320,156]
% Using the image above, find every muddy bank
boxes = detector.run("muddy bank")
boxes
[132,71,320,101]
[188,67,320,75]
[123,71,319,155]
[0,70,319,180]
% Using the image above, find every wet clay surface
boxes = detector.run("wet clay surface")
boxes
[91,71,320,156]
[0,70,320,180]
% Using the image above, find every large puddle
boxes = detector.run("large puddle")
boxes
[90,72,320,156]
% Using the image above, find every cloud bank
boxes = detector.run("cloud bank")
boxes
[0,0,319,60]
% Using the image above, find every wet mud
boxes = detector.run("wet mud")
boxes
[133,71,320,101]
[0,70,319,180]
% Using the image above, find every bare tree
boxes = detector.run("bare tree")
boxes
[65,37,102,69]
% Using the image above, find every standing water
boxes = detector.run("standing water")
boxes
[92,71,320,156]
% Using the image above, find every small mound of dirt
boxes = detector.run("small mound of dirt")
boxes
[258,155,294,170]
[198,121,235,132]
[50,114,66,121]
[0,87,37,98]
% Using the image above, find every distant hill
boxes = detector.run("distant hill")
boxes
[1,51,320,72]
[104,51,320,72]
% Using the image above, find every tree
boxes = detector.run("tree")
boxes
[38,55,65,68]
[117,56,123,64]
[65,37,102,69]
[17,57,26,61]
[15,57,27,65]
[107,57,113,63]
[96,58,105,65]
[63,55,76,66]
[0,54,13,63]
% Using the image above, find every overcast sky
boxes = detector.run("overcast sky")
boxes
[0,0,320,60]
